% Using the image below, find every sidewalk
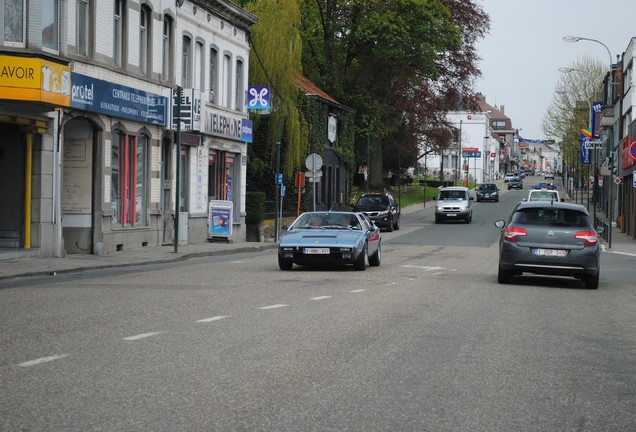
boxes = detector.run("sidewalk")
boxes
[1,199,634,281]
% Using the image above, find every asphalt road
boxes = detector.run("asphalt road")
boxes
[1,182,636,431]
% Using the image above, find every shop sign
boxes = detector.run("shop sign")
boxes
[70,73,167,125]
[209,200,233,238]
[171,88,201,131]
[202,105,251,143]
[0,55,71,106]
[620,136,635,170]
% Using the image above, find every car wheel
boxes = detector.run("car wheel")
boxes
[354,243,369,271]
[476,198,481,202]
[465,215,472,224]
[393,217,400,231]
[278,254,293,271]
[584,271,599,289]
[497,264,512,284]
[369,242,381,266]
[495,198,499,202]
[386,218,394,232]
[435,216,442,224]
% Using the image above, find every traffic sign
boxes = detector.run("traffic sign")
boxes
[305,170,323,178]
[275,173,283,184]
[614,177,622,185]
[305,153,323,171]
[630,141,636,160]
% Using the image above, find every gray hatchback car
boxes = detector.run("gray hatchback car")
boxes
[494,202,603,289]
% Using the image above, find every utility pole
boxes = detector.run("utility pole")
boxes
[174,86,182,253]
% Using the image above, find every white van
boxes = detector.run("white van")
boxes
[435,186,473,224]
[523,189,563,202]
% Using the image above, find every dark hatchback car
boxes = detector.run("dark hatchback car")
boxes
[494,201,603,289]
[351,193,400,232]
[475,183,499,202]
[507,175,523,190]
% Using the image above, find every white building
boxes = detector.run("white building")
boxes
[0,0,257,257]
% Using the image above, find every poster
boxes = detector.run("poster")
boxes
[209,200,233,238]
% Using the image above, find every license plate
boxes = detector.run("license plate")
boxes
[446,213,456,217]
[304,247,330,254]
[533,248,567,257]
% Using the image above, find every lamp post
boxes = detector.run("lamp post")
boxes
[563,35,614,231]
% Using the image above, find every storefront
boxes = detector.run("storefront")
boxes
[0,55,70,255]
[66,72,168,255]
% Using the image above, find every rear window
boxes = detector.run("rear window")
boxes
[529,191,558,201]
[357,196,389,206]
[512,208,589,227]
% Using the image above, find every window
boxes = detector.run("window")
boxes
[194,41,204,91]
[3,0,25,45]
[113,0,125,67]
[223,54,231,108]
[76,0,89,56]
[111,132,147,226]
[235,59,244,111]
[209,47,218,103]
[182,35,192,88]
[42,0,59,51]
[162,15,173,80]
[139,6,151,75]
[493,120,507,130]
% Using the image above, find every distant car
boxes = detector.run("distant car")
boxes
[351,193,400,232]
[507,176,523,190]
[435,186,473,223]
[504,173,516,183]
[523,189,562,203]
[278,211,381,271]
[494,201,603,289]
[544,172,555,180]
[476,183,499,202]
[531,182,556,190]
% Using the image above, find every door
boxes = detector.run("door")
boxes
[0,123,24,248]
[161,138,173,244]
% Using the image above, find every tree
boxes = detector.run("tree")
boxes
[299,0,489,188]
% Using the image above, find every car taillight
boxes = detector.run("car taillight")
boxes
[503,225,527,242]
[575,230,598,246]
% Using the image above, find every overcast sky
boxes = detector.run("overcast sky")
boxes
[475,0,635,140]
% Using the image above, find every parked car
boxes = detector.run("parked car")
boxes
[475,183,499,202]
[278,211,381,271]
[434,186,473,223]
[351,192,400,232]
[507,175,523,190]
[494,201,603,289]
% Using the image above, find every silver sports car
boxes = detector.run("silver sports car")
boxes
[278,211,382,271]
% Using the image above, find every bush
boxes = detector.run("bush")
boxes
[245,192,266,224]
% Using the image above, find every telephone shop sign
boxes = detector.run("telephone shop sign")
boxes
[70,73,167,126]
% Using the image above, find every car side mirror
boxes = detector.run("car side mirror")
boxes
[494,220,506,229]
[350,204,355,209]
[560,198,564,202]
[469,196,474,200]
[596,226,605,234]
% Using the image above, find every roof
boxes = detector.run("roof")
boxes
[295,75,354,112]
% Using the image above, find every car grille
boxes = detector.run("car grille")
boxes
[442,207,461,213]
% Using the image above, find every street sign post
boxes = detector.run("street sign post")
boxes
[305,153,323,211]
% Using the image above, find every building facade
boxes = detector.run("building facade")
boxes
[0,0,256,257]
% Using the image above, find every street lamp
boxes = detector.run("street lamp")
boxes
[562,36,613,67]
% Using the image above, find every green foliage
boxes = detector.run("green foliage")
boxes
[245,191,266,224]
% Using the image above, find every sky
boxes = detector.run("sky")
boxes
[475,0,636,141]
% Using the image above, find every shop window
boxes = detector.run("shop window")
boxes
[42,0,59,52]
[3,0,25,46]
[111,132,147,226]
[208,150,218,201]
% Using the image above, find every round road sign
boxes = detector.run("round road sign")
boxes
[630,140,636,160]
[305,153,323,171]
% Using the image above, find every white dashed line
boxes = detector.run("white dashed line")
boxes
[350,289,367,293]
[401,265,448,271]
[310,296,332,301]
[123,332,162,341]
[195,315,230,323]
[259,304,289,310]
[605,250,636,257]
[18,354,69,367]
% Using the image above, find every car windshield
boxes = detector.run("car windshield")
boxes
[479,184,496,190]
[293,212,362,230]
[512,208,589,227]
[356,196,389,206]
[438,190,467,200]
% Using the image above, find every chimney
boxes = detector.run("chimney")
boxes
[499,105,505,114]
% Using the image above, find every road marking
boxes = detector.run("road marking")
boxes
[401,265,448,271]
[123,332,162,341]
[259,304,289,310]
[195,315,230,323]
[310,296,332,301]
[18,354,69,367]
[350,289,367,293]
[604,250,636,257]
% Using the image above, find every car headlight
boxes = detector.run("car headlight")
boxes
[377,210,389,216]
[436,206,444,211]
